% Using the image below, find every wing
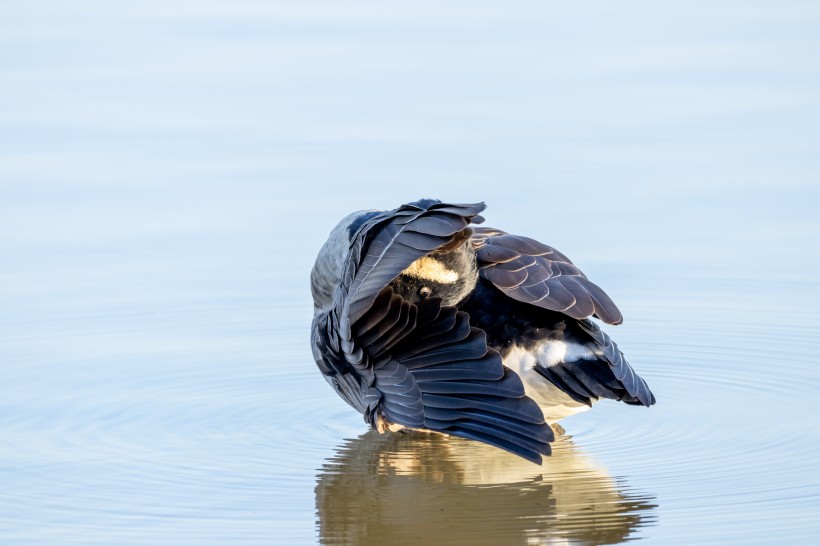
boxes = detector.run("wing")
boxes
[534,318,656,408]
[312,200,553,463]
[471,227,623,325]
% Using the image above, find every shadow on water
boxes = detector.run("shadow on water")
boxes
[315,431,656,545]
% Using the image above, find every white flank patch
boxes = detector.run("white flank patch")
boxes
[542,341,568,367]
[503,343,595,422]
[402,257,459,283]
[537,340,595,367]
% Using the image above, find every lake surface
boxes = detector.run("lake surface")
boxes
[2,1,819,544]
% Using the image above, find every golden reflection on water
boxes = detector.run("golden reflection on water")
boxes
[316,431,656,545]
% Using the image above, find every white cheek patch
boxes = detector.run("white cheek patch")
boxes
[401,257,459,284]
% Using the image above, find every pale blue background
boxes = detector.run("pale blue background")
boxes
[2,1,819,544]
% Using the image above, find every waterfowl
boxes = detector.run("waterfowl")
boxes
[310,199,655,463]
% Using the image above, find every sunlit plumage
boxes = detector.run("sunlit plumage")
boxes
[310,199,655,463]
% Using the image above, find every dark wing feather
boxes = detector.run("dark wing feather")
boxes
[472,227,624,325]
[533,319,656,407]
[576,319,656,406]
[314,200,553,463]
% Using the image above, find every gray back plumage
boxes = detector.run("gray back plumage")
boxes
[311,211,371,313]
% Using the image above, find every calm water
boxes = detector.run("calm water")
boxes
[2,1,820,544]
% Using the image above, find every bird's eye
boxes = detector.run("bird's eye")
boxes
[419,287,432,299]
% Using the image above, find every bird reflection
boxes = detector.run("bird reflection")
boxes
[315,431,656,546]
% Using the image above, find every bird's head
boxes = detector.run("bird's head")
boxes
[388,236,478,308]
[311,202,480,314]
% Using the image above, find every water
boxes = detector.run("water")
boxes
[2,1,819,544]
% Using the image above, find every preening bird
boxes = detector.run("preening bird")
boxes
[310,199,655,463]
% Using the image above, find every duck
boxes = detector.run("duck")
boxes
[310,199,655,463]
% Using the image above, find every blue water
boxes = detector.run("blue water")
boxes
[2,1,820,544]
